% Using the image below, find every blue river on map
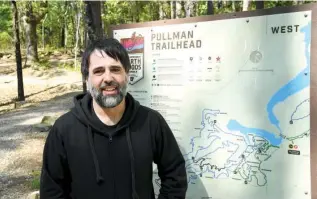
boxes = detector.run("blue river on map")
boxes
[226,22,311,147]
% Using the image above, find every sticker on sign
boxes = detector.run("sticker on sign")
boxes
[128,53,144,85]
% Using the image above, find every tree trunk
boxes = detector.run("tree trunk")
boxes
[233,1,241,12]
[24,3,39,62]
[171,1,176,19]
[83,1,103,92]
[74,9,81,69]
[159,2,164,20]
[64,1,68,50]
[185,0,190,17]
[207,1,214,15]
[12,0,25,101]
[84,1,103,45]
[217,0,223,9]
[185,0,196,17]
[193,1,197,17]
[255,1,264,9]
[232,1,236,11]
[25,19,38,62]
[61,24,65,48]
[22,1,47,63]
[243,0,250,11]
[176,1,182,19]
[101,1,105,35]
[41,14,47,51]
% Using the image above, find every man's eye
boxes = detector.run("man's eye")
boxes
[94,70,104,75]
[111,68,121,72]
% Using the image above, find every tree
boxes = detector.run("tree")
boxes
[171,1,176,19]
[83,0,103,92]
[185,0,197,17]
[207,1,214,15]
[255,1,265,9]
[84,1,103,46]
[11,0,25,101]
[176,1,185,18]
[243,0,250,11]
[21,1,48,63]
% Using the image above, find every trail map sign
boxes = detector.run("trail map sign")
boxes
[110,3,317,199]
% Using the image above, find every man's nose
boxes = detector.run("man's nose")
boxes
[103,70,114,82]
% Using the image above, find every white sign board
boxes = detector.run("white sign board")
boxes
[113,10,312,199]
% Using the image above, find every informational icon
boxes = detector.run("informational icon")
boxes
[288,143,300,155]
[250,50,262,64]
[216,56,221,63]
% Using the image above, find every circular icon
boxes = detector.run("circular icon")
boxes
[289,144,293,149]
[250,50,263,64]
[294,145,298,149]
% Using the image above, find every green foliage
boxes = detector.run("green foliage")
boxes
[264,1,295,9]
[103,0,160,30]
[0,2,13,51]
[0,32,13,51]
[0,2,12,33]
[197,1,208,16]
[28,170,41,190]
[60,62,81,72]
[1,0,316,54]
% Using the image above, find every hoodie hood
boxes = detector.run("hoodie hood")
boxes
[70,92,141,199]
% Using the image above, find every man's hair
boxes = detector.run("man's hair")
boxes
[81,38,131,80]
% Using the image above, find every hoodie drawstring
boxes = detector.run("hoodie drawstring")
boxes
[126,127,140,199]
[87,125,139,199]
[87,125,104,184]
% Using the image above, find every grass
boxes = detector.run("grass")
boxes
[28,170,41,190]
[58,62,81,72]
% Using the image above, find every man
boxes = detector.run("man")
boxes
[40,38,188,199]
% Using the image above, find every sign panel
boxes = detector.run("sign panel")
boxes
[112,4,317,199]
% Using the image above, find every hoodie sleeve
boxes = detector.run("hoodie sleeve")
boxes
[40,124,71,199]
[153,112,188,199]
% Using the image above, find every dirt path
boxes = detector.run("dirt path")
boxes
[0,67,83,198]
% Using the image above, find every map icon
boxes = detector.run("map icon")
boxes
[249,50,263,64]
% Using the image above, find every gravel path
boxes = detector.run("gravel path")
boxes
[0,68,83,198]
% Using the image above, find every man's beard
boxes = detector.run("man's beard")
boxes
[87,78,128,108]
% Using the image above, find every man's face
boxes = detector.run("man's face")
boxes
[87,49,128,108]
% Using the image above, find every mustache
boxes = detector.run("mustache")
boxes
[99,81,120,90]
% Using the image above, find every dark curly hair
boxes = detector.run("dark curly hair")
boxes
[81,38,131,80]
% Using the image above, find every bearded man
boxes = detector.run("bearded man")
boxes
[40,38,188,199]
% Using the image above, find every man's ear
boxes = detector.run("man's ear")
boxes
[125,72,129,82]
[86,78,90,92]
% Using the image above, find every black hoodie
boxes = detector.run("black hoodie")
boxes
[40,92,187,199]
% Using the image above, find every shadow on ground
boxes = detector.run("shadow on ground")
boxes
[0,91,83,151]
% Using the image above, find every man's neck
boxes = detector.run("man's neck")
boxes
[92,98,126,126]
